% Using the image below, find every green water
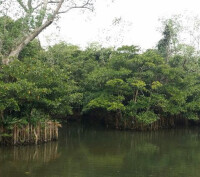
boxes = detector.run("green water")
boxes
[1,124,200,177]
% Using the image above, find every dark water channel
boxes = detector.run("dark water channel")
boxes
[1,124,200,177]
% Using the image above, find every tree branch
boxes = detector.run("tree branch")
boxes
[16,0,28,12]
[33,3,43,10]
[32,0,60,11]
[27,0,32,10]
[37,0,48,26]
[2,0,65,65]
[2,0,95,65]
[48,1,60,3]
[58,0,94,14]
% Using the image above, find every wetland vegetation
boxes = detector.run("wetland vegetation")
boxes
[2,15,200,144]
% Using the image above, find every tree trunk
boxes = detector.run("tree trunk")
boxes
[115,109,122,129]
[2,0,64,65]
[2,20,54,65]
[134,90,138,103]
[0,110,4,122]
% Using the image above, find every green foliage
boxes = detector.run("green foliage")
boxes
[0,16,25,55]
[129,79,146,90]
[151,81,162,90]
[0,54,81,125]
[1,19,200,130]
[80,43,200,127]
[19,39,42,59]
[85,94,125,112]
[136,111,158,124]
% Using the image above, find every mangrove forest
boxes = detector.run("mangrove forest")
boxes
[1,12,200,145]
[2,1,200,177]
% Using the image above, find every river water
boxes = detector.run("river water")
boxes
[1,124,200,177]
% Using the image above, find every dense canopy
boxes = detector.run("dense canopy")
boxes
[1,16,200,134]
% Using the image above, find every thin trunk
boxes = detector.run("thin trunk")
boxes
[134,90,138,103]
[0,110,4,122]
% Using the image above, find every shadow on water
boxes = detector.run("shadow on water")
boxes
[1,123,200,177]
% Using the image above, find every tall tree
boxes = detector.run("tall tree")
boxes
[157,17,182,62]
[157,24,171,62]
[0,0,94,65]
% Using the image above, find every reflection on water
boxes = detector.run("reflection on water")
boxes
[0,142,59,177]
[0,142,59,162]
[1,124,200,177]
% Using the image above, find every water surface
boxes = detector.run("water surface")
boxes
[1,124,200,177]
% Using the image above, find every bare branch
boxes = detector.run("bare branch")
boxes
[48,1,60,3]
[58,0,94,14]
[32,0,60,11]
[16,0,28,12]
[33,3,43,10]
[43,0,48,11]
[43,0,48,8]
[27,0,32,10]
[50,0,65,18]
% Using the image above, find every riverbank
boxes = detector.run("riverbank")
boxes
[0,121,61,145]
